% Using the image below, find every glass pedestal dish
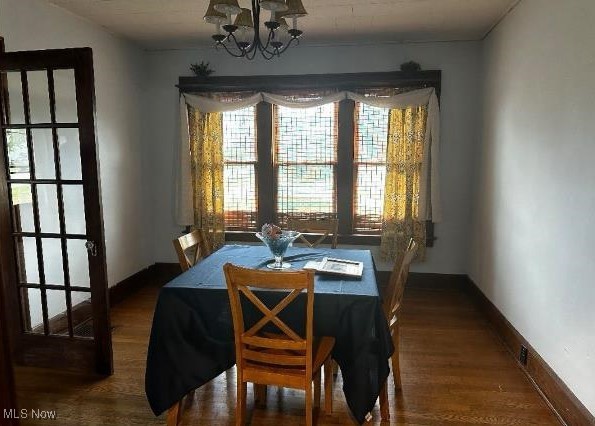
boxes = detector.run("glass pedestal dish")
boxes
[255,230,300,269]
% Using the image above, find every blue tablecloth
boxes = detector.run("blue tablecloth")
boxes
[145,245,393,424]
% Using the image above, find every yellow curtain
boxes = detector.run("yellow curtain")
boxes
[187,106,225,251]
[380,105,428,262]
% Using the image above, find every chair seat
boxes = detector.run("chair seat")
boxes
[313,336,335,372]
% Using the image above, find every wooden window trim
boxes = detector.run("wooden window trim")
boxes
[179,71,441,247]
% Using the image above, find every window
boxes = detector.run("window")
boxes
[221,101,392,237]
[217,97,433,244]
[273,104,338,226]
[353,102,389,234]
[182,71,439,245]
[222,107,258,230]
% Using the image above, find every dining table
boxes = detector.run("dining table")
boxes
[145,244,393,424]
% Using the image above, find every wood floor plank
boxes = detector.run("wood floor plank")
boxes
[14,282,560,425]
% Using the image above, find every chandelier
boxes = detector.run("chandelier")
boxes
[203,0,308,60]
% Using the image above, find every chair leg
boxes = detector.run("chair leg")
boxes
[324,357,333,414]
[314,373,321,408]
[332,359,339,376]
[254,384,267,407]
[391,324,402,391]
[166,401,180,426]
[305,381,313,426]
[379,380,389,421]
[237,380,247,426]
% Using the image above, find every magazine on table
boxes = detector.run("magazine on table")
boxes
[303,257,363,278]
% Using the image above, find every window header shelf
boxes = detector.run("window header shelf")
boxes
[178,70,441,96]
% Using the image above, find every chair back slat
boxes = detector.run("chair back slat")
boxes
[385,239,418,331]
[224,264,315,376]
[286,218,339,249]
[243,335,306,351]
[172,229,210,271]
[243,348,306,366]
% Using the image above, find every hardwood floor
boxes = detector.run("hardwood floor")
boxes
[14,280,560,425]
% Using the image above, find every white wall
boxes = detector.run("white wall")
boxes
[145,41,482,273]
[470,0,595,414]
[0,0,152,292]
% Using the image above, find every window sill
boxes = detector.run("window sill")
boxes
[224,231,381,246]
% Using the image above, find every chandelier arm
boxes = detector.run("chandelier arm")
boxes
[227,31,254,56]
[245,46,258,60]
[259,47,276,60]
[217,40,247,58]
[258,28,276,53]
[262,36,299,57]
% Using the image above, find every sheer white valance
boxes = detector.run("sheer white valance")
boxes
[176,87,442,225]
[182,87,436,112]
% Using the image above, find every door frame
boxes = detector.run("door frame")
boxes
[0,46,112,375]
[0,34,19,425]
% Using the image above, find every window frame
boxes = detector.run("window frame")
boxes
[178,71,441,246]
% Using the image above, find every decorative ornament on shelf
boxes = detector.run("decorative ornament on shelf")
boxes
[190,61,215,78]
[203,0,308,60]
[400,61,422,72]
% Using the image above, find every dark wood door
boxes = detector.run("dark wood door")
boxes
[0,48,112,375]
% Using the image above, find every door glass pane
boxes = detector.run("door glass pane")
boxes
[63,185,86,234]
[21,287,43,333]
[71,291,93,338]
[4,72,25,124]
[41,238,64,285]
[6,129,29,179]
[31,129,55,179]
[27,71,51,123]
[10,184,34,232]
[46,289,68,336]
[58,128,82,180]
[67,239,90,288]
[15,236,39,284]
[54,69,78,123]
[37,184,60,233]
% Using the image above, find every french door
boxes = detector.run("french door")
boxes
[0,48,112,375]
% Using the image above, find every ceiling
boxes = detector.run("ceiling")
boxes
[46,0,519,50]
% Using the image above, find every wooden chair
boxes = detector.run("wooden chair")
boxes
[167,233,213,425]
[373,239,418,422]
[172,229,211,272]
[384,238,418,391]
[223,263,335,426]
[286,217,339,249]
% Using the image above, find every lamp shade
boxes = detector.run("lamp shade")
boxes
[213,0,241,15]
[281,0,307,18]
[260,0,288,12]
[204,0,226,24]
[277,17,289,32]
[234,8,254,28]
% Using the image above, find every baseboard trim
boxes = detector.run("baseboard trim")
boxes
[109,263,181,306]
[376,271,468,298]
[464,276,594,426]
